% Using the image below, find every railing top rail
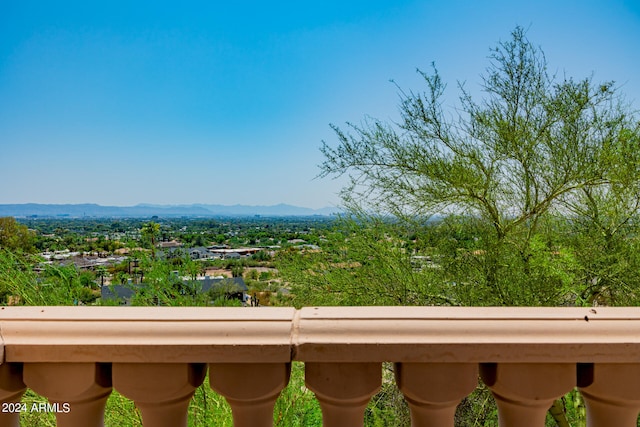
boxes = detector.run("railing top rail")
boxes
[0,306,296,364]
[2,306,640,364]
[297,306,640,363]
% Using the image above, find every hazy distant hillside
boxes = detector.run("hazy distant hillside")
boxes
[0,203,341,218]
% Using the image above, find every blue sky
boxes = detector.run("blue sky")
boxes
[1,0,639,209]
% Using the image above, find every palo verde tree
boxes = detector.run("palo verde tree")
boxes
[320,27,640,306]
[556,122,640,305]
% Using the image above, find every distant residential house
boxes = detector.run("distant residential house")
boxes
[207,247,261,258]
[158,240,182,249]
[208,245,229,250]
[189,247,210,260]
[61,255,127,271]
[114,247,151,257]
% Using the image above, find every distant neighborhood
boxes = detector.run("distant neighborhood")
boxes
[39,244,266,271]
[2,215,334,307]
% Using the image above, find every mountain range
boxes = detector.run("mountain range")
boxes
[0,203,342,218]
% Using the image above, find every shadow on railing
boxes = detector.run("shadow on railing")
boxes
[1,306,640,426]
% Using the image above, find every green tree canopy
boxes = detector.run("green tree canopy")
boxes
[322,27,639,232]
[0,217,35,253]
[319,27,640,302]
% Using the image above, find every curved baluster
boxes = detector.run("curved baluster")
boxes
[396,362,478,426]
[0,363,26,427]
[305,362,381,427]
[579,363,640,427]
[23,362,112,427]
[112,363,206,427]
[481,363,574,427]
[209,362,290,427]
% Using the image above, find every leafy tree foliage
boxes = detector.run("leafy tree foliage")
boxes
[322,27,638,225]
[0,217,35,253]
[316,27,640,306]
[279,215,451,307]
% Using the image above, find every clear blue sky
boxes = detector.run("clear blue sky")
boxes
[1,0,639,209]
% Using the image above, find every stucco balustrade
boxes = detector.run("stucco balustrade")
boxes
[1,306,640,426]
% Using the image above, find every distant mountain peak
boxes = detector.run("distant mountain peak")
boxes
[0,203,342,218]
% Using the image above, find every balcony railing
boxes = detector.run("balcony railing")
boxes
[2,306,640,426]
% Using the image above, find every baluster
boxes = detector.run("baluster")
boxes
[0,363,26,427]
[480,363,574,427]
[305,362,381,427]
[209,362,290,427]
[395,362,478,426]
[579,363,640,426]
[23,362,112,427]
[112,363,206,427]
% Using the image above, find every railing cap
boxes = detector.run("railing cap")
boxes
[0,307,296,363]
[3,306,640,364]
